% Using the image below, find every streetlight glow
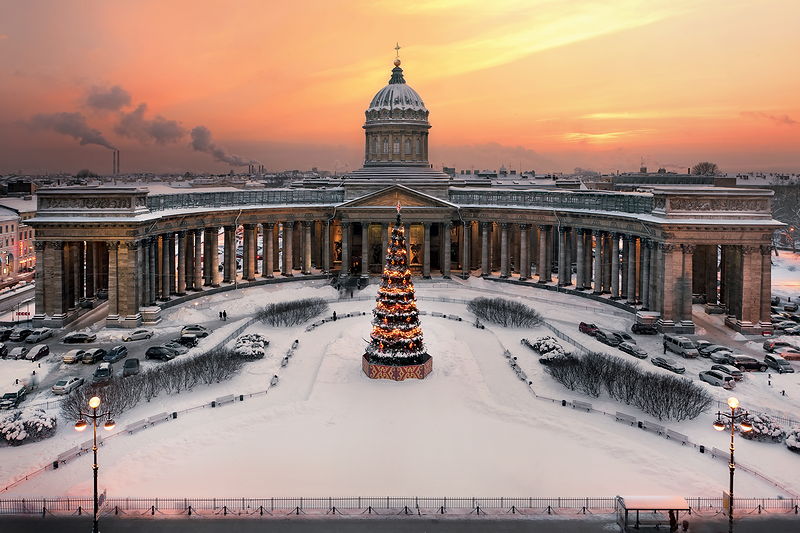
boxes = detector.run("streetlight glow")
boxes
[88,396,101,409]
[74,419,88,431]
[713,419,726,431]
[740,420,753,432]
[103,419,116,431]
[727,397,739,409]
[713,398,752,533]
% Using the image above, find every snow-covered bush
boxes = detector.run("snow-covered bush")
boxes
[785,427,800,454]
[256,298,328,327]
[739,414,785,443]
[0,408,57,446]
[468,297,541,328]
[233,334,269,360]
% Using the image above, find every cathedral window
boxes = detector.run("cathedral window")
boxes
[393,141,400,154]
[383,139,388,154]
[404,138,411,154]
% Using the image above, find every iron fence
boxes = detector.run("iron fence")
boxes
[449,189,654,214]
[146,189,344,213]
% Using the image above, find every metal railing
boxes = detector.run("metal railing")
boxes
[449,189,654,214]
[146,189,344,212]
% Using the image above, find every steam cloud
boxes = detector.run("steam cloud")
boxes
[86,85,132,112]
[29,112,115,150]
[190,126,258,166]
[741,111,797,126]
[115,104,186,145]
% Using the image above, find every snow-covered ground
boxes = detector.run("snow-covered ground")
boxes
[1,277,798,499]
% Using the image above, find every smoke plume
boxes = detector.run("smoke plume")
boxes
[85,85,132,112]
[741,111,798,126]
[190,125,258,166]
[29,112,115,150]
[115,104,186,145]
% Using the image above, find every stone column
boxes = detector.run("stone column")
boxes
[340,221,350,277]
[148,238,157,303]
[176,231,187,295]
[244,224,256,281]
[592,230,602,293]
[84,242,95,299]
[575,229,585,289]
[500,223,510,278]
[626,236,637,304]
[303,221,312,275]
[324,220,332,273]
[75,242,85,302]
[558,227,568,286]
[203,228,213,286]
[583,231,592,289]
[538,225,549,283]
[263,223,274,277]
[184,232,194,292]
[165,233,175,294]
[43,242,65,317]
[760,245,772,326]
[360,222,370,277]
[706,245,719,304]
[106,241,120,319]
[422,222,431,278]
[160,234,171,299]
[252,225,260,275]
[192,230,202,290]
[139,240,148,305]
[480,222,489,276]
[117,241,141,321]
[610,233,621,298]
[461,221,471,279]
[519,224,530,280]
[442,221,452,278]
[380,223,388,270]
[223,226,235,283]
[740,246,762,326]
[283,222,294,275]
[650,242,663,314]
[659,244,679,324]
[679,244,694,324]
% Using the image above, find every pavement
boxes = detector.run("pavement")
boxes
[0,516,798,532]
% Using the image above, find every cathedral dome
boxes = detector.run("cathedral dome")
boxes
[366,61,429,118]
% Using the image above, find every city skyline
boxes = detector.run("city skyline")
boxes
[1,0,799,174]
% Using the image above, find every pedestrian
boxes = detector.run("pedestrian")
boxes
[219,311,223,321]
[669,510,677,532]
[663,342,667,355]
[681,519,690,531]
[223,310,227,321]
[332,311,337,321]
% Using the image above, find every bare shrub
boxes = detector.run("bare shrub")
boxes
[256,298,328,327]
[467,297,541,328]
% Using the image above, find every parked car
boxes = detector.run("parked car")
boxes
[764,354,795,373]
[618,341,648,359]
[25,328,53,343]
[0,328,13,342]
[783,326,800,336]
[579,322,599,336]
[694,339,713,351]
[771,296,781,306]
[51,376,85,395]
[0,387,28,409]
[763,340,797,353]
[699,370,735,389]
[9,328,33,342]
[663,334,699,358]
[175,333,198,348]
[731,355,767,372]
[710,351,736,364]
[163,341,190,355]
[775,347,800,361]
[9,346,28,359]
[82,348,107,364]
[62,349,87,364]
[92,362,113,385]
[699,344,734,358]
[104,345,128,363]
[0,343,7,358]
[610,331,636,345]
[651,356,685,374]
[631,323,658,335]
[122,358,140,376]
[785,302,799,312]
[145,346,178,361]
[710,364,744,381]
[63,332,97,344]
[773,321,797,331]
[25,344,50,361]
[595,330,621,347]
[122,329,153,342]
[180,325,211,338]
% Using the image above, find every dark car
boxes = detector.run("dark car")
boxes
[711,364,744,381]
[175,333,198,348]
[122,358,140,376]
[709,351,735,365]
[91,362,113,385]
[731,355,767,372]
[0,328,13,342]
[763,340,797,353]
[764,354,794,374]
[785,302,799,312]
[63,332,97,344]
[0,388,27,410]
[25,344,50,361]
[770,296,781,306]
[699,344,733,357]
[610,331,636,345]
[595,330,621,347]
[9,328,33,342]
[145,346,178,361]
[82,348,107,364]
[631,323,658,335]
[0,343,7,358]
[651,356,685,374]
[579,322,599,336]
[104,345,128,363]
[618,341,648,359]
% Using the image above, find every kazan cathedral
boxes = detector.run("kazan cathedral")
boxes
[29,58,781,335]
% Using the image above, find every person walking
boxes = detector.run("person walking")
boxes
[219,311,223,321]
[222,310,227,321]
[332,311,337,321]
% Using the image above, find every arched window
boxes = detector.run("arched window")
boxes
[393,141,400,154]
[404,138,411,154]
[383,138,389,154]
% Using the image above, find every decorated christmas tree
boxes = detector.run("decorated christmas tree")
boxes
[363,208,432,379]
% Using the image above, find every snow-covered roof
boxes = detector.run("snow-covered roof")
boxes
[619,496,689,510]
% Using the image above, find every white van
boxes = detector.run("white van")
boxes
[663,335,699,358]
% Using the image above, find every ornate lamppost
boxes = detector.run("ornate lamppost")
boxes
[75,396,115,533]
[712,396,753,533]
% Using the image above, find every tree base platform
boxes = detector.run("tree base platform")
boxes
[362,354,433,381]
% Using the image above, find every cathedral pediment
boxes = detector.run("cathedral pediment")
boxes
[337,184,456,209]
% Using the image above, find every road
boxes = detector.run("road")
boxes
[0,285,35,323]
[0,516,798,532]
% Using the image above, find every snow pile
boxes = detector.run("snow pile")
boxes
[233,334,269,360]
[525,336,565,356]
[0,408,57,446]
[740,414,785,443]
[786,427,800,454]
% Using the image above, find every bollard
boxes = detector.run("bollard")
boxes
[699,445,705,454]
[240,394,244,401]
[561,400,566,407]
[172,412,177,419]
[52,461,58,470]
[638,421,643,429]
[211,401,216,408]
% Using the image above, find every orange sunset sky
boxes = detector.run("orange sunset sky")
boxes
[1,0,799,175]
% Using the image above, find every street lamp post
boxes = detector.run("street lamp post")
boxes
[713,396,753,533]
[75,396,116,533]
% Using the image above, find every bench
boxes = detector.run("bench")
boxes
[711,447,727,459]
[642,421,665,435]
[572,400,592,412]
[615,412,637,426]
[447,315,462,321]
[147,412,170,426]
[125,419,148,435]
[666,429,688,444]
[431,312,444,317]
[56,446,81,463]
[215,394,235,406]
[78,436,102,451]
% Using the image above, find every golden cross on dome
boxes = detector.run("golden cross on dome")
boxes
[395,42,401,58]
